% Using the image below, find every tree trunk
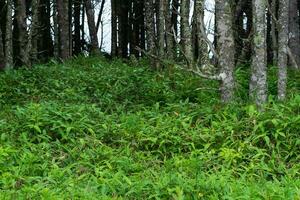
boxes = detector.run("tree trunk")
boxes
[157,0,165,59]
[119,0,129,57]
[165,0,174,59]
[5,0,13,68]
[250,0,268,108]
[193,0,208,65]
[28,0,40,64]
[16,0,29,66]
[216,0,236,103]
[171,0,179,58]
[180,0,192,65]
[288,0,300,68]
[111,0,118,56]
[57,0,71,60]
[53,0,59,58]
[85,0,100,55]
[39,0,53,61]
[270,0,278,65]
[277,0,289,100]
[145,0,156,68]
[74,0,82,55]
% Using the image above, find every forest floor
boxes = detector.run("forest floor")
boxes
[0,56,300,199]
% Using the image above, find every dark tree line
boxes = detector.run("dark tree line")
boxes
[0,0,299,107]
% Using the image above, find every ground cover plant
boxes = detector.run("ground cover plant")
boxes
[0,56,299,199]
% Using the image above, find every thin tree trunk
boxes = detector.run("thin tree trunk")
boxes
[74,0,82,55]
[119,1,129,57]
[16,0,29,66]
[180,0,192,65]
[85,0,100,55]
[171,0,179,58]
[157,0,165,60]
[271,0,278,64]
[57,0,71,60]
[111,0,117,56]
[277,0,289,100]
[81,2,85,51]
[165,0,173,59]
[5,0,13,68]
[250,0,268,108]
[28,0,40,64]
[145,0,156,68]
[288,0,300,68]
[53,0,59,58]
[194,0,208,65]
[96,0,105,33]
[39,0,53,61]
[216,0,236,103]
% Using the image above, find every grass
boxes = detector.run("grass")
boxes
[0,56,299,199]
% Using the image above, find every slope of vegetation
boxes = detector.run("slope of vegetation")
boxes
[0,57,299,199]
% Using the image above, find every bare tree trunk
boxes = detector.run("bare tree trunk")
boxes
[288,0,300,68]
[111,0,118,56]
[96,0,105,33]
[171,0,179,58]
[81,2,86,51]
[74,0,82,55]
[271,0,278,64]
[85,0,100,55]
[180,0,192,65]
[39,0,54,61]
[16,0,30,66]
[277,0,289,100]
[145,0,156,68]
[5,0,13,68]
[57,0,71,60]
[53,0,59,58]
[27,0,40,64]
[157,0,165,59]
[216,0,236,103]
[250,0,268,108]
[164,0,174,59]
[194,0,208,65]
[119,1,129,58]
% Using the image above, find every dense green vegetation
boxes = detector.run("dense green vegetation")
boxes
[0,57,299,199]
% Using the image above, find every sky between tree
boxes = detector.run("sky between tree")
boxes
[93,0,215,53]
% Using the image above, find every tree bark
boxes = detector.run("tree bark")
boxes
[16,0,29,66]
[39,0,53,61]
[250,0,268,108]
[270,0,278,65]
[180,0,192,65]
[193,0,208,65]
[157,0,165,59]
[164,0,174,59]
[85,0,100,55]
[145,0,156,68]
[27,0,40,64]
[288,0,300,68]
[277,0,289,100]
[74,0,82,55]
[111,0,118,56]
[57,0,71,60]
[171,0,179,58]
[5,0,13,68]
[216,0,236,103]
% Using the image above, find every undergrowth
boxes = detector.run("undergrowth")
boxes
[0,56,299,199]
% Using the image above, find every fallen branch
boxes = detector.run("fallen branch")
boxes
[135,46,222,81]
[287,46,299,69]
